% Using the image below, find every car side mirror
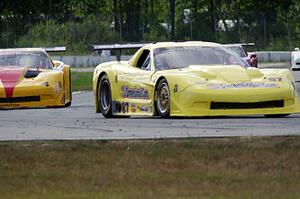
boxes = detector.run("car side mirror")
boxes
[53,62,60,68]
[250,53,257,58]
[52,60,64,68]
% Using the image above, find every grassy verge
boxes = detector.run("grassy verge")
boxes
[0,137,300,199]
[71,71,93,91]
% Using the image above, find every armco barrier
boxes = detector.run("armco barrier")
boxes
[52,55,132,67]
[53,52,292,67]
[255,51,291,63]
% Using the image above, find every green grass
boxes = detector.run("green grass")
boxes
[71,72,93,92]
[0,137,300,199]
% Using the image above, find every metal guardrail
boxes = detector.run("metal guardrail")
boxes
[256,51,291,62]
[52,55,132,67]
[53,52,292,67]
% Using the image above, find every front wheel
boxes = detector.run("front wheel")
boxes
[156,79,170,117]
[98,75,113,118]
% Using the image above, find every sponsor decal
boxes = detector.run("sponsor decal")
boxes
[0,103,20,108]
[130,103,136,113]
[139,105,149,112]
[121,86,149,99]
[207,82,279,89]
[113,101,152,113]
[112,101,129,113]
[122,102,129,113]
[113,101,121,113]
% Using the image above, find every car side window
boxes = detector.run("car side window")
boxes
[136,50,151,70]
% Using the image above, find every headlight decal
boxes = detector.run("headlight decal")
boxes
[267,77,282,82]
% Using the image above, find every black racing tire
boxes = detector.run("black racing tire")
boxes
[156,79,170,117]
[98,75,113,118]
[264,114,290,118]
[64,101,71,107]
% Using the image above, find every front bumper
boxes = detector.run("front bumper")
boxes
[0,83,64,109]
[170,84,300,116]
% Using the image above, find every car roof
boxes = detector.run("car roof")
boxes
[0,48,46,54]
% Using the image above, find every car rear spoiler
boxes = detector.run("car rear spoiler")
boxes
[43,47,66,52]
[223,43,255,47]
[89,43,149,61]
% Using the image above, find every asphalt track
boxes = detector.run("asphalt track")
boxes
[0,71,300,141]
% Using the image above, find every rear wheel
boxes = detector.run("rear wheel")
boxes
[264,114,290,118]
[98,75,113,118]
[156,79,170,117]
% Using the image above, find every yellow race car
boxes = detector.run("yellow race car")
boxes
[0,47,72,109]
[92,41,300,118]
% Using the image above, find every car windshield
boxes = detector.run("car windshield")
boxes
[225,46,247,57]
[0,51,52,69]
[153,46,249,70]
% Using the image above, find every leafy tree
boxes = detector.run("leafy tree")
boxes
[0,0,299,52]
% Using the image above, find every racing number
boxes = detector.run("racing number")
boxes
[122,102,129,113]
[113,101,129,113]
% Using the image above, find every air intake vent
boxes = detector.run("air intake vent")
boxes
[211,100,284,109]
[0,96,40,103]
[24,70,41,78]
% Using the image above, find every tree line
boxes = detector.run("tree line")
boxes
[0,0,299,53]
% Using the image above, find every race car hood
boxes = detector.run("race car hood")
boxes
[0,67,48,98]
[168,65,263,82]
[188,64,257,81]
[153,64,284,93]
